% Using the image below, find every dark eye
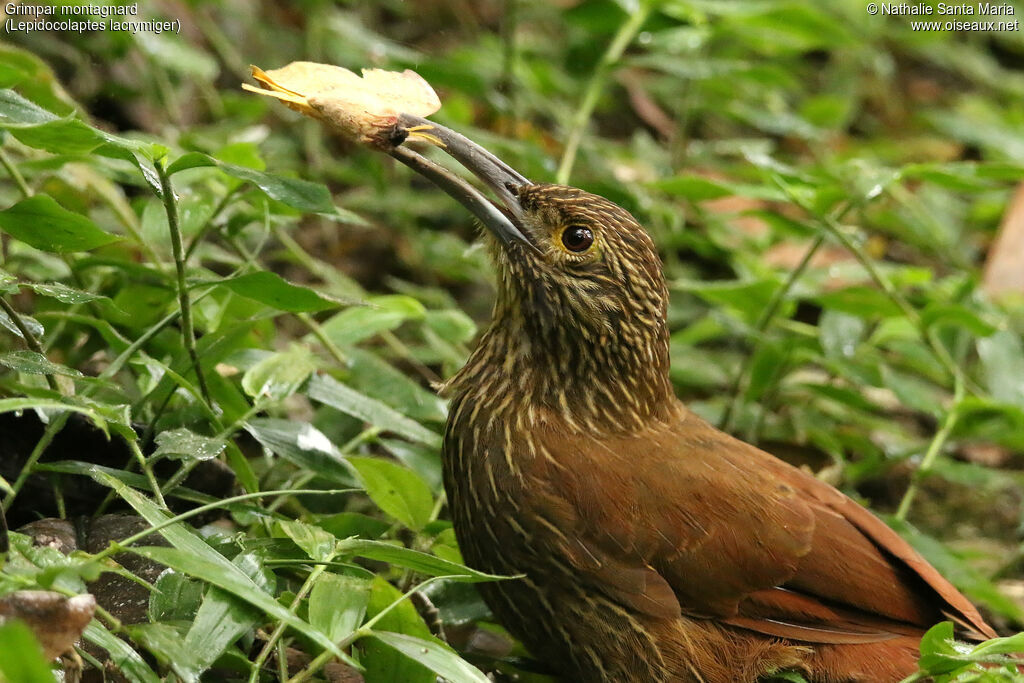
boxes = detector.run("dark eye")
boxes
[561,226,593,252]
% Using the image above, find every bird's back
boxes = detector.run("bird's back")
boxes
[444,392,994,682]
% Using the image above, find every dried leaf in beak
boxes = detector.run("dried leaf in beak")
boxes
[243,62,441,147]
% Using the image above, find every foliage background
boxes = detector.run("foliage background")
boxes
[0,0,1023,681]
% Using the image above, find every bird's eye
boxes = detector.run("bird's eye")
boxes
[561,226,594,252]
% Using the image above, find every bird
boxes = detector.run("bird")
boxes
[384,115,997,682]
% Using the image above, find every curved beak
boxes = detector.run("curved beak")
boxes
[388,114,534,250]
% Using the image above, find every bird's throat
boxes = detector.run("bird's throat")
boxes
[442,296,676,436]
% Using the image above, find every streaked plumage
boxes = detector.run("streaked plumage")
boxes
[440,184,994,682]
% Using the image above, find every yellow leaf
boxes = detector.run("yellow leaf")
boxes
[243,62,441,147]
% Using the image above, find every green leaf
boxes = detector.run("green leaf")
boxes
[27,282,106,304]
[971,631,1024,657]
[367,631,490,683]
[219,271,338,312]
[0,195,119,253]
[336,538,508,582]
[319,295,426,347]
[0,350,82,376]
[166,151,217,175]
[309,573,371,642]
[916,621,964,675]
[0,621,54,683]
[0,397,124,436]
[977,331,1024,408]
[149,570,204,622]
[245,417,357,485]
[277,519,336,563]
[424,309,477,344]
[819,310,866,360]
[673,278,782,325]
[348,348,447,424]
[921,303,998,338]
[183,586,260,676]
[0,307,43,339]
[241,344,317,401]
[84,620,161,683]
[91,471,355,667]
[218,162,335,213]
[308,373,443,448]
[127,623,201,681]
[358,578,436,683]
[0,87,58,125]
[349,456,434,531]
[814,286,903,318]
[152,428,227,462]
[0,89,151,158]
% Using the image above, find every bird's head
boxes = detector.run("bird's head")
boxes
[390,117,674,429]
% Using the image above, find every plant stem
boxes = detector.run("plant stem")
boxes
[0,148,32,199]
[719,233,826,432]
[555,0,653,184]
[0,297,61,393]
[90,488,352,564]
[2,413,68,512]
[128,438,166,509]
[895,377,964,521]
[249,561,330,683]
[812,204,972,394]
[154,159,212,406]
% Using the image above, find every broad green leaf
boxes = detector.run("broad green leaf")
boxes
[358,578,435,683]
[183,586,260,676]
[308,373,442,448]
[819,310,866,360]
[348,348,447,424]
[277,519,336,563]
[367,631,490,683]
[971,631,1024,657]
[921,303,998,338]
[0,397,121,436]
[744,341,787,401]
[166,152,217,175]
[0,350,82,376]
[84,620,161,683]
[219,162,335,213]
[153,428,227,462]
[0,195,119,253]
[317,512,391,540]
[0,89,151,157]
[814,286,902,318]
[336,538,508,582]
[92,472,354,666]
[149,570,204,622]
[0,621,53,683]
[135,32,218,81]
[0,87,58,125]
[673,278,782,325]
[319,295,426,347]
[0,307,43,339]
[977,331,1024,408]
[349,456,434,531]
[27,282,106,304]
[424,309,476,344]
[915,621,964,675]
[219,271,337,312]
[127,623,201,682]
[241,344,316,401]
[309,572,371,642]
[245,417,357,485]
